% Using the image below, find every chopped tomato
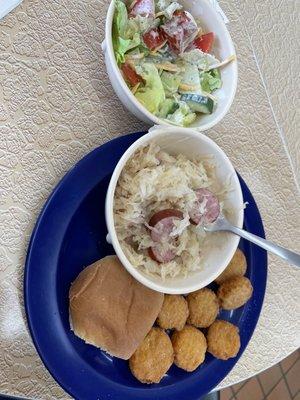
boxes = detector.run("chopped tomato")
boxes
[143,28,165,51]
[121,64,143,86]
[129,0,155,17]
[192,32,214,53]
[161,10,198,54]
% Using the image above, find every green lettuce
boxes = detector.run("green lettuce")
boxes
[135,63,165,114]
[161,71,181,97]
[181,49,219,71]
[166,101,196,126]
[113,0,128,37]
[112,0,141,64]
[157,98,178,118]
[200,69,222,93]
[179,64,201,94]
[114,34,141,64]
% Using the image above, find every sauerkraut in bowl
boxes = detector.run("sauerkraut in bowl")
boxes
[114,142,229,279]
[106,127,244,294]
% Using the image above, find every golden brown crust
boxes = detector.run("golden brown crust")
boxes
[207,320,240,360]
[129,327,174,383]
[171,325,207,371]
[217,276,253,310]
[69,256,164,360]
[187,288,219,328]
[215,248,247,284]
[157,295,189,331]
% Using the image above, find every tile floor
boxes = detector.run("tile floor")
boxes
[220,349,300,400]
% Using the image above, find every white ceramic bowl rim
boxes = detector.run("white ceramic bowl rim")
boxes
[105,126,244,294]
[104,0,238,131]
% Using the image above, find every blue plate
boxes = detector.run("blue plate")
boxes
[24,132,267,400]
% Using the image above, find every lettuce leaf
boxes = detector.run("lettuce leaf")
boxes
[179,64,201,94]
[114,34,141,64]
[156,0,172,12]
[163,2,182,19]
[113,0,128,38]
[166,101,196,126]
[161,71,181,97]
[181,49,219,71]
[200,69,222,93]
[113,0,141,64]
[157,98,178,118]
[128,15,159,34]
[135,63,165,114]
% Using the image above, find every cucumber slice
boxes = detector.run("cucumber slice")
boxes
[180,93,214,114]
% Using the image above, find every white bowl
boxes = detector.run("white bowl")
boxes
[102,0,238,131]
[105,126,244,294]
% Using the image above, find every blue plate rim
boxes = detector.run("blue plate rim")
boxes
[24,131,267,400]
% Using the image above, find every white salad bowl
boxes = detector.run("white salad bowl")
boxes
[102,0,238,131]
[105,126,244,294]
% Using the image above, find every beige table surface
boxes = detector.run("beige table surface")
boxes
[0,0,299,398]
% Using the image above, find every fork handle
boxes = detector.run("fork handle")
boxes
[226,225,300,267]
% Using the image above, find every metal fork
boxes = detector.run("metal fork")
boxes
[204,214,300,267]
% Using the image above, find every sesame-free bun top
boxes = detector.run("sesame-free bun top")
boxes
[69,255,164,360]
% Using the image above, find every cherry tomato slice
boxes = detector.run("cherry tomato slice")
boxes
[121,63,143,86]
[192,32,214,53]
[143,28,165,51]
[161,10,198,53]
[129,0,155,17]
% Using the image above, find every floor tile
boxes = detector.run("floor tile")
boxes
[294,391,300,400]
[258,363,282,395]
[286,359,300,396]
[280,350,299,373]
[231,380,247,394]
[266,380,291,400]
[235,378,263,400]
[220,387,234,400]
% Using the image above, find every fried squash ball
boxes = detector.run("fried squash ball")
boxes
[218,276,253,310]
[171,325,207,371]
[207,320,240,360]
[215,248,247,284]
[129,327,174,384]
[157,295,189,331]
[187,288,219,328]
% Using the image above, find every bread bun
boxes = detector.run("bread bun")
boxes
[69,255,164,360]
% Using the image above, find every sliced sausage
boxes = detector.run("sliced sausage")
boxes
[129,0,155,17]
[148,209,183,263]
[189,188,220,225]
[148,245,176,264]
[149,209,183,228]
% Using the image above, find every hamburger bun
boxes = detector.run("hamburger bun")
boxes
[69,255,164,360]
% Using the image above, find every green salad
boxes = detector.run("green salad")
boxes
[112,0,235,126]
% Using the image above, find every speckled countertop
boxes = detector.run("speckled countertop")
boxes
[0,0,299,398]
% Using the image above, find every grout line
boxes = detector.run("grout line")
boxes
[281,355,300,375]
[230,391,237,400]
[235,11,300,194]
[263,376,284,398]
[292,389,300,399]
[257,375,266,397]
[230,387,237,400]
[279,362,294,399]
[232,380,248,395]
